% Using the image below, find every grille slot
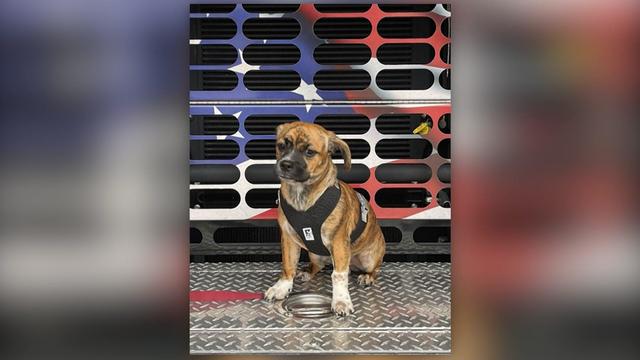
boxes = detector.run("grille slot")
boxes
[375,139,432,159]
[190,45,237,65]
[190,140,239,160]
[191,189,240,209]
[242,4,299,13]
[438,113,451,134]
[245,140,277,160]
[377,43,434,64]
[375,163,431,184]
[214,227,281,244]
[244,114,299,135]
[190,4,236,13]
[442,17,451,37]
[244,70,301,91]
[439,69,451,90]
[190,18,237,39]
[375,188,431,208]
[437,188,451,208]
[440,43,451,64]
[314,4,371,13]
[437,139,450,159]
[437,163,451,183]
[190,164,240,184]
[314,44,371,65]
[314,18,372,39]
[376,69,434,90]
[246,189,279,208]
[382,227,402,243]
[376,114,432,134]
[378,4,436,12]
[245,164,279,184]
[378,17,435,38]
[243,18,300,39]
[414,226,450,243]
[314,114,370,134]
[335,139,370,159]
[190,70,238,91]
[337,164,370,183]
[243,44,300,65]
[246,139,369,160]
[190,115,239,135]
[314,70,370,90]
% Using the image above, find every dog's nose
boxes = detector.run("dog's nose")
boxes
[280,160,294,172]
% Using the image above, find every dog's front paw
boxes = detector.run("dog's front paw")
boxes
[264,279,293,301]
[295,271,312,282]
[332,299,354,317]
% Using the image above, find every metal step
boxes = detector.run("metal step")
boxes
[190,262,451,354]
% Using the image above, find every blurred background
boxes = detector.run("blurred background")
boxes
[0,0,638,359]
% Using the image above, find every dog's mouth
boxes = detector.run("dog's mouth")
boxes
[277,173,310,183]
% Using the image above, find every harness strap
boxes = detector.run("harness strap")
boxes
[279,185,368,256]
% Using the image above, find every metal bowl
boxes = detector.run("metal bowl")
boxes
[279,292,333,319]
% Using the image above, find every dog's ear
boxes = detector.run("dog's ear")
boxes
[328,132,351,171]
[275,122,293,138]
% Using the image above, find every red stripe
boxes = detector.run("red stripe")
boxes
[190,290,263,302]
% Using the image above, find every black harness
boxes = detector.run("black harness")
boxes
[279,184,368,256]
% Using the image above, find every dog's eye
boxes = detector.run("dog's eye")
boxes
[277,142,286,151]
[305,149,316,157]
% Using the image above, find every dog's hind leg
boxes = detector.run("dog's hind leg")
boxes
[356,232,385,287]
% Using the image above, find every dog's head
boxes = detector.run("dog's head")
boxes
[275,122,351,184]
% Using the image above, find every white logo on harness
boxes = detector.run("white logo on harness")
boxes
[356,193,369,223]
[302,227,314,241]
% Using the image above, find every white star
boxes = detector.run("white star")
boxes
[213,106,222,115]
[293,79,322,112]
[229,50,260,74]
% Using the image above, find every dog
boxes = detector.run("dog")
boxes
[264,122,385,316]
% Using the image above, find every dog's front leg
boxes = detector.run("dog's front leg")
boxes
[330,230,353,316]
[265,232,300,301]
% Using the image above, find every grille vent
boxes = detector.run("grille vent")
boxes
[190,18,236,39]
[376,114,432,134]
[437,139,450,159]
[243,18,300,39]
[190,115,239,135]
[437,163,451,183]
[314,18,372,39]
[377,43,434,64]
[375,188,431,208]
[378,17,435,38]
[190,140,239,160]
[376,164,431,184]
[314,114,370,134]
[245,139,370,160]
[314,44,371,65]
[377,69,434,90]
[190,164,240,184]
[243,44,300,65]
[438,113,451,133]
[190,44,237,65]
[314,70,371,90]
[190,189,240,208]
[244,70,301,91]
[376,139,432,159]
[190,70,238,91]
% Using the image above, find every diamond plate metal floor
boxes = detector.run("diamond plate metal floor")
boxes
[190,262,451,354]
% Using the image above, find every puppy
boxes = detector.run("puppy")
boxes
[264,122,385,316]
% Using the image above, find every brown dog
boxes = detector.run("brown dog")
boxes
[264,122,385,316]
